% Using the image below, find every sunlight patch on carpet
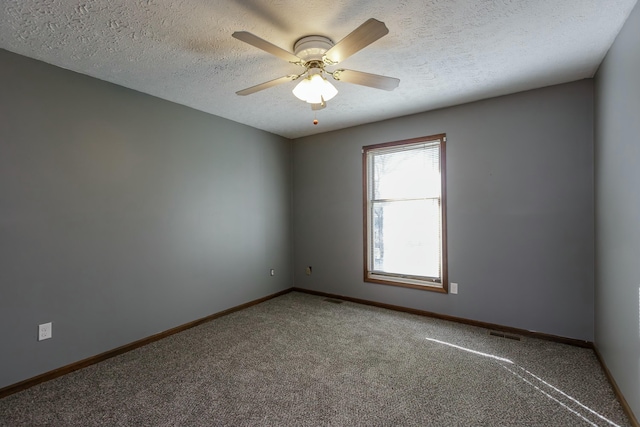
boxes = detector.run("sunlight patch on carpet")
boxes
[425,336,622,427]
[425,337,514,364]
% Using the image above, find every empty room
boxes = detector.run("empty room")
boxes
[1,1,639,425]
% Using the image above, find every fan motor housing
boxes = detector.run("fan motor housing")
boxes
[294,36,334,62]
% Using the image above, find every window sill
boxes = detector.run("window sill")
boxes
[365,273,448,293]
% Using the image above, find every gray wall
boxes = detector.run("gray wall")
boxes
[293,80,595,341]
[0,49,292,389]
[594,0,640,419]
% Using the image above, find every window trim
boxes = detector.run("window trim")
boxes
[362,134,448,293]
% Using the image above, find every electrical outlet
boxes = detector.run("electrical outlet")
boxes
[38,322,52,341]
[270,269,275,276]
[305,266,312,276]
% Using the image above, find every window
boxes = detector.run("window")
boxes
[363,134,448,292]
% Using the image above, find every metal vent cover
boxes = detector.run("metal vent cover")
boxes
[489,331,521,341]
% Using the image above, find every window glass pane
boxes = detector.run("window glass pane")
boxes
[371,199,441,278]
[372,145,440,200]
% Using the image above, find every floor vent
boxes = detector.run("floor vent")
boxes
[489,331,521,341]
[324,298,344,304]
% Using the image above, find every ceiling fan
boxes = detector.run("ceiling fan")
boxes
[232,18,400,111]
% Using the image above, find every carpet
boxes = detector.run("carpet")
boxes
[0,292,630,426]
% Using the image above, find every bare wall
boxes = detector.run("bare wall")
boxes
[293,80,594,341]
[594,0,640,419]
[0,49,293,389]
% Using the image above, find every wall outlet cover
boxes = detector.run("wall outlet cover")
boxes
[38,322,52,341]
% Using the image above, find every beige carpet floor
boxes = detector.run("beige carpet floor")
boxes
[0,291,631,426]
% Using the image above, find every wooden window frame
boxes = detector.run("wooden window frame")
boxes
[362,134,448,293]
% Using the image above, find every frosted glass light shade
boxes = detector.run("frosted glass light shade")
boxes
[292,74,338,103]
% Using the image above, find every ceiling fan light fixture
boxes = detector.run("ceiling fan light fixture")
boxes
[292,74,338,104]
[234,18,399,111]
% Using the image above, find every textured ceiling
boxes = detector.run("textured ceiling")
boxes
[1,0,637,139]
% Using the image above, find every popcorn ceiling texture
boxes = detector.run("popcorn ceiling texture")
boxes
[1,0,637,138]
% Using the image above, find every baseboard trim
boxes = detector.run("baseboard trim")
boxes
[0,288,292,400]
[292,287,593,348]
[593,345,639,427]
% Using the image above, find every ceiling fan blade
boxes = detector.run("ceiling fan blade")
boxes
[332,69,399,91]
[236,75,297,96]
[323,19,389,65]
[232,31,301,63]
